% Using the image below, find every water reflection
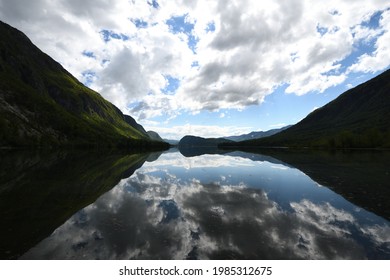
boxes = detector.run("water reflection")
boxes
[0,150,153,259]
[19,151,390,260]
[245,149,390,220]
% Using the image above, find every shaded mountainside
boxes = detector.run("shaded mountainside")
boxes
[147,130,164,142]
[223,69,390,148]
[123,115,148,136]
[0,20,167,148]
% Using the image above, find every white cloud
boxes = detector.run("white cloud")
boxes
[348,9,390,73]
[0,0,389,120]
[96,47,149,105]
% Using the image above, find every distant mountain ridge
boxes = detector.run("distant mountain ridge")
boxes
[176,127,292,155]
[222,69,390,149]
[0,20,166,148]
[225,126,292,142]
[177,126,292,145]
[164,139,179,145]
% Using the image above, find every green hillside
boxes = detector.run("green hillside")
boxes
[224,69,390,149]
[0,21,166,149]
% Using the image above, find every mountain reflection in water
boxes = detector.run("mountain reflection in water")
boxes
[2,150,389,260]
[0,150,150,259]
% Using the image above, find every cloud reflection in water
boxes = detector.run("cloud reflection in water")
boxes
[22,153,390,259]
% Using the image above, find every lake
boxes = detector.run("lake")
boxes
[1,148,389,259]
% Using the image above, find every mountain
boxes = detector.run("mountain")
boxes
[222,69,390,149]
[123,115,148,136]
[147,130,164,142]
[225,126,292,142]
[178,135,233,157]
[179,135,233,147]
[176,126,292,148]
[0,20,167,149]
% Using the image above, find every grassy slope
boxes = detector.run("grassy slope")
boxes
[0,21,162,148]
[228,69,390,149]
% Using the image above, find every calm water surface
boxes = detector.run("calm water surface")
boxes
[1,149,389,259]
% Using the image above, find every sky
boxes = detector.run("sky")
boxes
[0,0,389,140]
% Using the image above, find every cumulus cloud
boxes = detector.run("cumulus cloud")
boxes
[0,0,389,119]
[348,9,390,73]
[95,47,149,108]
[145,123,254,139]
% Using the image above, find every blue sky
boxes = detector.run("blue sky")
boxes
[0,0,389,139]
